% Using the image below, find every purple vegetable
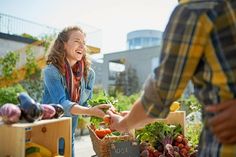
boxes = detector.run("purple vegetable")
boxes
[165,144,174,157]
[41,104,56,119]
[18,92,43,122]
[0,103,21,124]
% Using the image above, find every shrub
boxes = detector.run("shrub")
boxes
[0,84,25,106]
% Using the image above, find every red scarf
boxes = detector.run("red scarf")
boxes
[65,59,84,102]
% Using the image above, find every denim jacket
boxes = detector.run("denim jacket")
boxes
[42,64,95,132]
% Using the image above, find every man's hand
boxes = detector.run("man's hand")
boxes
[206,100,236,144]
[106,110,129,132]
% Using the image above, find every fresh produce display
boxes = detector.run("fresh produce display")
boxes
[41,104,56,119]
[18,92,43,122]
[0,103,21,124]
[136,122,196,157]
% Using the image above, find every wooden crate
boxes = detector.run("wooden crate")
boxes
[0,117,72,157]
[155,111,186,135]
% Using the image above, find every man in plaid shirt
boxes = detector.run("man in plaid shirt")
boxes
[108,0,236,156]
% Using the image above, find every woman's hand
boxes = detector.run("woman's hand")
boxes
[206,100,236,144]
[89,104,111,118]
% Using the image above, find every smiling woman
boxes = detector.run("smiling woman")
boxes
[64,30,86,65]
[41,26,110,157]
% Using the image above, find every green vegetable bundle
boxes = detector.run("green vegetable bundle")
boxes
[88,93,117,127]
[136,122,183,147]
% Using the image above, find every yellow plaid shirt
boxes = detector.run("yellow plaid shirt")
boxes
[141,0,236,156]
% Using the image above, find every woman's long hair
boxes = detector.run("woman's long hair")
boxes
[46,26,91,80]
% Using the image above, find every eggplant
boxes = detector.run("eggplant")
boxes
[51,104,64,118]
[17,92,43,122]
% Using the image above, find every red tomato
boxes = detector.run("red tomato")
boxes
[95,129,107,139]
[95,128,112,139]
[104,128,112,134]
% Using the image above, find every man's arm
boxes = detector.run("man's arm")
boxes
[107,99,156,132]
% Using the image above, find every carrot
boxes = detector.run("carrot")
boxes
[103,115,111,124]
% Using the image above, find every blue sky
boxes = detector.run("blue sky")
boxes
[0,0,178,54]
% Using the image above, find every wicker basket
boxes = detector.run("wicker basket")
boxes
[87,125,134,157]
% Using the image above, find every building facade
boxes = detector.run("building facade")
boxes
[127,29,162,50]
[96,29,193,96]
[91,29,163,92]
[101,46,162,92]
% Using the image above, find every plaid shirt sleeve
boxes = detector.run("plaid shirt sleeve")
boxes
[141,4,211,118]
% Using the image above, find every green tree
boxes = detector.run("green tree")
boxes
[0,51,20,79]
[25,46,40,78]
